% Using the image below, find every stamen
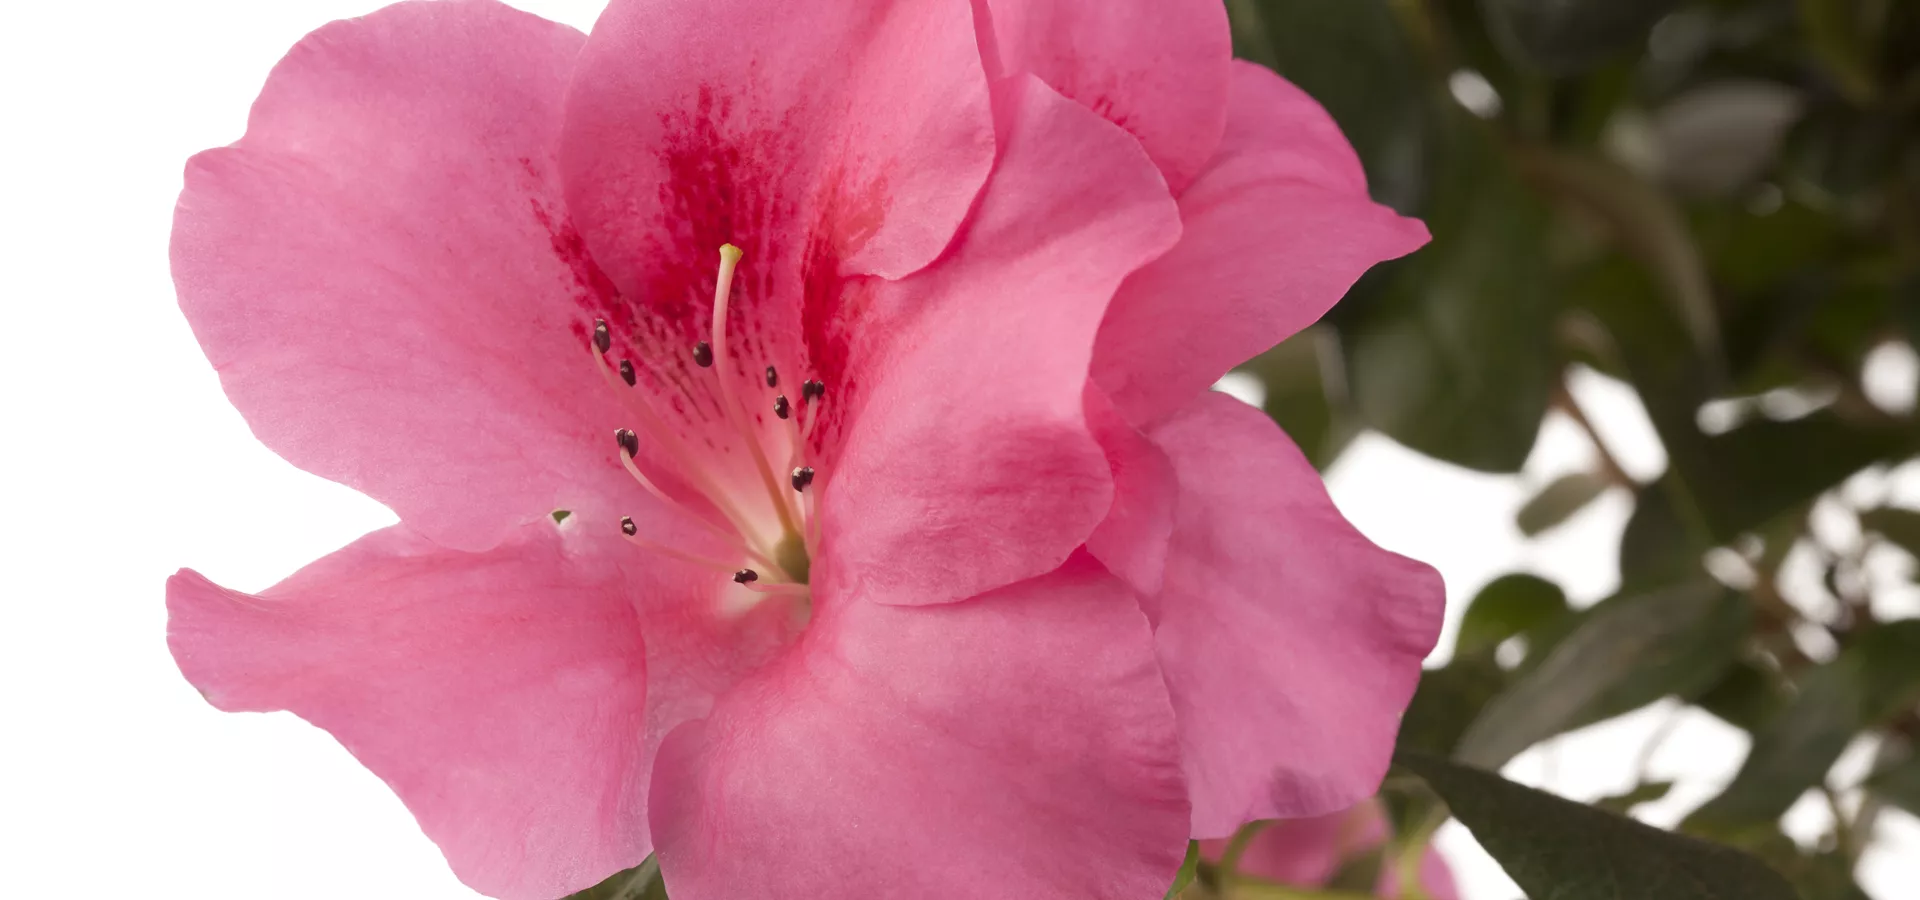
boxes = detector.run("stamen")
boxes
[801,379,824,402]
[619,359,636,386]
[622,528,741,573]
[742,581,810,596]
[592,319,611,354]
[693,341,713,368]
[616,431,781,573]
[765,365,779,388]
[707,244,802,534]
[590,346,762,543]
[733,568,759,584]
[773,395,791,420]
[791,466,814,491]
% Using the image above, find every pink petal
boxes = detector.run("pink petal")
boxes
[172,0,631,552]
[167,524,666,899]
[1147,394,1444,834]
[647,554,1190,900]
[563,0,991,284]
[554,0,997,519]
[980,0,1232,192]
[821,76,1182,606]
[1094,61,1430,427]
[1085,382,1179,597]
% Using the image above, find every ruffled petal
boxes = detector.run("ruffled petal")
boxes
[820,76,1182,607]
[1085,382,1179,597]
[980,0,1231,192]
[1146,394,1444,834]
[171,0,628,551]
[648,554,1190,900]
[1094,61,1428,427]
[167,524,663,899]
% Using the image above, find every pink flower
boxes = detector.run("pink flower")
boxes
[1201,800,1460,899]
[167,1,1441,898]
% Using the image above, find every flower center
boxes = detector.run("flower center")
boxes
[588,244,825,601]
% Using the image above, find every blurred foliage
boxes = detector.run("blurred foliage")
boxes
[1227,0,1920,897]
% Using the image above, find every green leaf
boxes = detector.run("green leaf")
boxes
[1457,573,1572,657]
[1593,780,1675,816]
[1519,150,1722,360]
[1865,753,1920,819]
[1342,116,1558,473]
[1619,483,1703,590]
[1165,841,1201,899]
[1695,658,1790,733]
[551,509,572,524]
[1225,0,1431,210]
[1397,656,1509,757]
[1480,0,1683,73]
[1456,582,1749,769]
[1857,507,1920,558]
[1517,471,1614,536]
[1395,750,1798,899]
[1244,327,1354,470]
[1688,620,1920,835]
[566,858,665,900]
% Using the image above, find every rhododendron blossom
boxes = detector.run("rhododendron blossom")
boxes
[166,0,1442,897]
[1201,800,1459,900]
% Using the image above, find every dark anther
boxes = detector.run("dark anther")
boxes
[620,516,638,536]
[693,341,714,368]
[592,319,611,354]
[790,466,815,492]
[618,359,636,386]
[773,395,791,420]
[733,568,759,584]
[801,379,826,402]
[765,365,779,388]
[615,428,639,458]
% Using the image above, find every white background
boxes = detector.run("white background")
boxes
[1,1,1914,897]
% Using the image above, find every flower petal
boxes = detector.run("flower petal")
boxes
[1094,61,1429,427]
[1147,393,1444,834]
[820,76,1180,607]
[648,554,1190,900]
[171,0,628,551]
[1085,382,1179,598]
[554,0,998,523]
[167,524,665,899]
[980,0,1232,192]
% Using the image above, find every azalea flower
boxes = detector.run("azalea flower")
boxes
[166,0,1441,898]
[1201,800,1459,899]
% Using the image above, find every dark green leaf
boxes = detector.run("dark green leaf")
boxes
[1456,582,1749,768]
[1594,780,1675,815]
[551,509,572,524]
[1619,483,1704,590]
[1518,471,1614,536]
[566,858,665,900]
[1395,750,1798,899]
[1397,656,1510,757]
[1688,620,1920,834]
[1457,573,1572,657]
[1480,0,1682,73]
[1244,327,1354,470]
[1857,507,1920,558]
[1695,658,1790,732]
[1342,116,1558,473]
[1865,752,1920,819]
[1225,0,1431,210]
